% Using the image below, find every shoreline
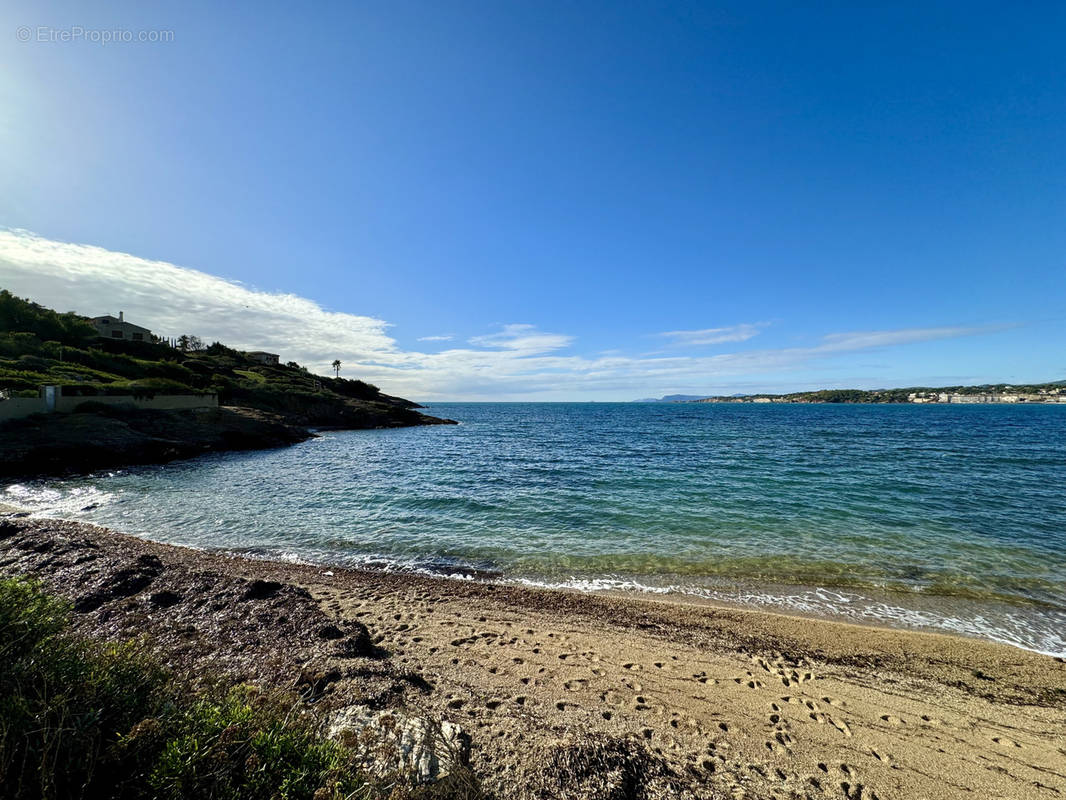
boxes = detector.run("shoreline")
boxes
[9,497,1065,660]
[2,516,1064,799]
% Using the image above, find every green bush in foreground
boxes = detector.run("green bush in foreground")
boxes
[0,577,376,800]
[147,686,371,800]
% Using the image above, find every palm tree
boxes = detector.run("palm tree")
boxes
[332,359,341,378]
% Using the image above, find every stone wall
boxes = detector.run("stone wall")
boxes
[0,397,49,422]
[0,391,218,421]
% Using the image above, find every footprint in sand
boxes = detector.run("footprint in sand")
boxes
[871,749,893,764]
[880,714,904,725]
[920,714,942,726]
[993,736,1022,748]
[746,679,765,689]
[822,696,846,708]
[829,716,852,737]
[602,690,625,706]
[564,679,588,691]
[623,663,643,671]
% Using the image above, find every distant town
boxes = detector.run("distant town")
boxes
[681,383,1066,404]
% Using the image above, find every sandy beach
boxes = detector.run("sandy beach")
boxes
[2,516,1064,800]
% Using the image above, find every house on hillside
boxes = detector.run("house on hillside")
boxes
[91,312,152,342]
[246,351,280,365]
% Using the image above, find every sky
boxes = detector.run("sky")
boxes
[1,1,1063,400]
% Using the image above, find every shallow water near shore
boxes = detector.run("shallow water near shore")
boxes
[7,402,1066,656]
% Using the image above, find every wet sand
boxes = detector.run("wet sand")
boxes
[2,517,1064,799]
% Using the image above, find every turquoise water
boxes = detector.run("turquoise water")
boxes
[7,402,1066,655]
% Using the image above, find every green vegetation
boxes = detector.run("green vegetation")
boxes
[0,576,371,800]
[0,576,481,800]
[694,381,1066,404]
[0,290,411,424]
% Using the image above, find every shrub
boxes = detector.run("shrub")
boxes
[16,355,53,371]
[0,578,171,800]
[0,578,385,800]
[149,687,368,800]
[0,291,96,346]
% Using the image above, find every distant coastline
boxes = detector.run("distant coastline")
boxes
[640,380,1066,405]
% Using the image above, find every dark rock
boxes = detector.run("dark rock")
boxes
[318,623,345,640]
[334,621,379,658]
[74,553,163,612]
[243,579,284,600]
[149,590,182,608]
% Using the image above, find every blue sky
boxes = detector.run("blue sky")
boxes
[1,1,1063,400]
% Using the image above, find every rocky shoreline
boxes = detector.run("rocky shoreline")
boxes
[0,402,454,481]
[2,516,1064,799]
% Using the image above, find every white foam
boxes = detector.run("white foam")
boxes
[503,574,1066,658]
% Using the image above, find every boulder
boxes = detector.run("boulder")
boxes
[328,705,469,785]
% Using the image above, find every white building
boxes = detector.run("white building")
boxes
[91,312,152,342]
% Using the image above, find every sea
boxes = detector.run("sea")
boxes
[6,402,1066,657]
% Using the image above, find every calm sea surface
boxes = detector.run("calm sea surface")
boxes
[7,403,1066,655]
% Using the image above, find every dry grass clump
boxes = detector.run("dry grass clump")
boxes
[524,732,701,800]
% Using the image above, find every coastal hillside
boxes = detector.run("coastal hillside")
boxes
[0,290,453,478]
[687,382,1066,404]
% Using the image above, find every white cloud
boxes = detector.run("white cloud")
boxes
[417,334,454,341]
[0,229,1002,400]
[467,324,573,354]
[817,327,995,352]
[657,323,767,346]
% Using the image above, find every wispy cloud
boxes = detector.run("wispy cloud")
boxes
[0,229,1003,400]
[416,334,454,342]
[467,324,573,354]
[817,327,1000,352]
[657,323,767,346]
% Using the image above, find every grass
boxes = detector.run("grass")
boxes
[0,577,381,800]
[232,369,267,384]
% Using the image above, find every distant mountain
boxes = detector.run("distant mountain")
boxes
[634,394,710,403]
